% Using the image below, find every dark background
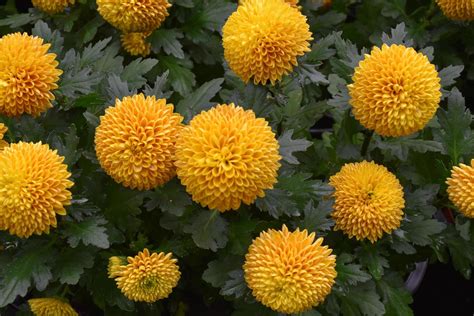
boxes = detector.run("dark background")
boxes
[2,0,474,315]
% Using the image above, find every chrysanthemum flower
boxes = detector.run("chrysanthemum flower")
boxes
[222,0,313,85]
[29,298,77,316]
[436,0,474,20]
[348,44,441,137]
[175,104,281,212]
[32,0,75,14]
[96,0,171,33]
[121,32,151,57]
[0,33,62,117]
[114,248,180,302]
[244,225,337,314]
[329,161,405,243]
[239,0,299,7]
[0,123,8,150]
[108,256,128,278]
[0,142,73,238]
[446,159,474,218]
[95,94,183,191]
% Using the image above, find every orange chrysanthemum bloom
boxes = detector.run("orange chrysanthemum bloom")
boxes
[244,225,337,314]
[329,161,405,243]
[121,32,151,57]
[32,0,75,14]
[175,104,281,212]
[95,94,183,191]
[113,248,180,302]
[223,0,313,85]
[348,44,441,137]
[0,142,73,238]
[0,123,8,150]
[0,33,62,117]
[96,0,171,33]
[29,298,78,316]
[108,256,128,278]
[239,0,299,7]
[436,0,474,20]
[446,159,474,218]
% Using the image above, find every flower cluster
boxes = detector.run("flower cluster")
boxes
[0,33,62,117]
[120,32,152,57]
[0,123,7,150]
[436,0,474,20]
[223,0,312,85]
[447,159,474,218]
[175,104,281,212]
[109,249,181,302]
[28,298,77,316]
[348,44,441,137]
[244,225,337,314]
[0,142,73,238]
[32,0,75,14]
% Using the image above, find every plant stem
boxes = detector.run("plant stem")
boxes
[360,131,374,157]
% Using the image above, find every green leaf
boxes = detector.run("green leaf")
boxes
[278,130,312,164]
[436,88,474,163]
[377,277,413,316]
[183,211,229,251]
[150,29,185,59]
[374,136,443,161]
[228,216,259,255]
[54,248,94,285]
[256,188,299,218]
[0,11,43,28]
[32,20,64,55]
[202,256,243,288]
[158,56,196,96]
[381,23,413,46]
[438,65,464,88]
[176,78,224,121]
[47,124,81,167]
[403,216,445,246]
[143,70,172,99]
[220,269,247,298]
[336,254,371,286]
[296,62,329,85]
[144,179,192,216]
[357,246,389,280]
[106,74,135,105]
[0,242,54,307]
[121,58,159,90]
[405,185,439,217]
[295,200,334,234]
[63,216,110,249]
[338,282,385,316]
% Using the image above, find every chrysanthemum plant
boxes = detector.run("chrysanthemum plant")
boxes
[0,0,473,315]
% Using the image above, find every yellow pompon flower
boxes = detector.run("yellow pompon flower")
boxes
[108,256,128,278]
[95,94,183,191]
[29,298,78,316]
[0,33,62,117]
[239,0,299,7]
[436,0,474,20]
[348,44,441,137]
[329,161,405,243]
[446,159,474,218]
[0,142,73,238]
[222,0,313,85]
[96,0,171,33]
[114,248,181,302]
[0,123,8,150]
[244,225,337,314]
[175,104,281,212]
[121,32,152,57]
[32,0,75,14]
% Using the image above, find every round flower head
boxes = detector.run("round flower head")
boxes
[329,161,405,243]
[95,94,183,190]
[348,44,441,137]
[0,123,8,150]
[446,159,474,218]
[175,104,281,212]
[244,225,337,314]
[108,256,128,278]
[436,0,474,20]
[223,0,313,85]
[0,142,73,238]
[114,248,181,302]
[121,32,151,57]
[96,0,171,33]
[239,0,299,7]
[29,298,77,316]
[32,0,75,14]
[0,33,62,117]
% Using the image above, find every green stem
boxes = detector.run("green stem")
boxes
[360,131,374,158]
